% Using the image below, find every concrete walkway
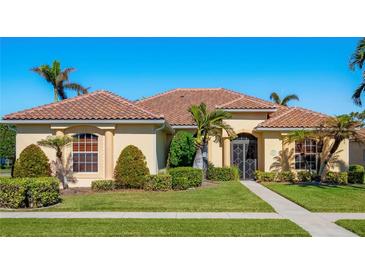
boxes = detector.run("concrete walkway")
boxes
[241,180,358,237]
[0,212,282,219]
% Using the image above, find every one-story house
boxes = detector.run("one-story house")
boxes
[2,88,349,186]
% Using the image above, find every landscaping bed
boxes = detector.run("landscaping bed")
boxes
[0,218,309,237]
[263,183,365,212]
[40,181,274,212]
[335,220,365,236]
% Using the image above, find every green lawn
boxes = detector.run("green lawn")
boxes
[335,220,365,236]
[39,181,273,212]
[0,218,309,236]
[264,183,365,212]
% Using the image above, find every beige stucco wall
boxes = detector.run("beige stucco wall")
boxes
[16,124,56,161]
[262,131,283,172]
[114,124,157,175]
[349,141,365,166]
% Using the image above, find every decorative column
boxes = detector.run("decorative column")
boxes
[223,138,231,167]
[104,129,114,180]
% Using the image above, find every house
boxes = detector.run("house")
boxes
[2,88,349,186]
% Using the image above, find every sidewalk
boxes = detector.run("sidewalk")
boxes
[241,181,358,237]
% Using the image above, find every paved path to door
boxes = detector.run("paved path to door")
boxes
[241,180,358,237]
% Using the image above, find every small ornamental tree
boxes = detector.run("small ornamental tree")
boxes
[168,131,196,167]
[13,144,51,178]
[114,145,149,188]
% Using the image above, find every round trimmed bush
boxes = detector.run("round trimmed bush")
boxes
[114,145,150,188]
[13,144,51,178]
[348,165,365,184]
[168,131,196,167]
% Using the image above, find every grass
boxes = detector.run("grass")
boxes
[0,218,309,236]
[264,183,365,212]
[335,220,365,236]
[37,181,274,212]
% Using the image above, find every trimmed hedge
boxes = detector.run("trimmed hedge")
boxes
[91,180,115,192]
[144,175,172,191]
[207,167,239,181]
[0,178,28,208]
[297,171,313,182]
[324,172,348,185]
[114,145,150,189]
[0,177,60,209]
[169,167,203,190]
[254,171,276,182]
[168,131,196,167]
[276,171,295,183]
[348,165,365,184]
[13,144,51,178]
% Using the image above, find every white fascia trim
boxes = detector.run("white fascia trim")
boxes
[221,109,277,113]
[255,127,317,131]
[0,119,165,124]
[172,125,198,129]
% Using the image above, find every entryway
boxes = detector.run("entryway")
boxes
[231,133,257,180]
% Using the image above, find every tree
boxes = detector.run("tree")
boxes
[0,124,16,172]
[188,103,236,177]
[349,38,365,106]
[31,60,89,102]
[317,115,362,177]
[38,135,73,189]
[168,131,196,167]
[13,144,51,178]
[270,92,299,106]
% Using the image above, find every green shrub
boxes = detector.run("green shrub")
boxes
[0,177,60,209]
[0,178,28,208]
[171,176,190,190]
[324,172,348,185]
[27,177,60,208]
[348,165,365,184]
[168,131,196,167]
[297,171,313,182]
[169,167,203,189]
[144,175,172,191]
[91,180,115,191]
[207,167,239,181]
[13,144,51,178]
[254,171,276,182]
[114,145,150,189]
[276,171,295,183]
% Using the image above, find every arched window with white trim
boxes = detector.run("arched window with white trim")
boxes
[72,133,98,172]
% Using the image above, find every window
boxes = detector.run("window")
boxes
[72,133,98,172]
[295,139,318,170]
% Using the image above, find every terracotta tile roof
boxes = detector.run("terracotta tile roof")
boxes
[257,107,329,128]
[3,90,163,120]
[136,88,276,125]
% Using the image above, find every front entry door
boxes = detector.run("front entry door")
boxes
[231,134,257,180]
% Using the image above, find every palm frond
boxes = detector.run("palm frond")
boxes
[30,65,53,83]
[57,87,68,100]
[349,38,365,70]
[352,81,365,106]
[270,92,281,104]
[281,94,299,106]
[64,83,89,95]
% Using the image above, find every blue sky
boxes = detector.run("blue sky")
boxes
[0,37,363,117]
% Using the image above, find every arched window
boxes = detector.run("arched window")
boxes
[72,133,98,172]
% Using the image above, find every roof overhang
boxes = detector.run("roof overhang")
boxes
[0,119,166,124]
[172,125,198,129]
[255,127,317,131]
[220,108,277,113]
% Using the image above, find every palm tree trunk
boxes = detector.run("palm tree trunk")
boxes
[193,147,204,169]
[54,88,58,102]
[318,139,342,178]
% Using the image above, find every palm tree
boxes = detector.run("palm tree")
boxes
[317,115,362,177]
[31,60,88,102]
[349,38,365,106]
[270,92,299,106]
[188,103,236,177]
[38,135,73,189]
